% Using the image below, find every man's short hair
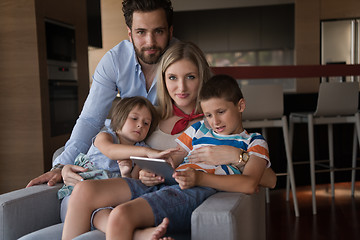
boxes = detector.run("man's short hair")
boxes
[122,0,173,29]
[199,74,244,105]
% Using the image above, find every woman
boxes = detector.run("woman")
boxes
[141,41,254,185]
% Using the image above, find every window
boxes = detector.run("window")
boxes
[207,49,296,92]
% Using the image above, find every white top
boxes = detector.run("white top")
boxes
[145,126,181,150]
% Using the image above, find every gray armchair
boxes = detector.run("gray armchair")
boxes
[0,185,265,240]
[0,148,266,240]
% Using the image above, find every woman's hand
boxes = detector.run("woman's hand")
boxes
[139,169,164,186]
[173,168,200,190]
[187,145,241,165]
[62,164,88,186]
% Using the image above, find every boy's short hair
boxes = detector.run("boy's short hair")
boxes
[199,74,243,105]
[110,96,159,138]
[122,0,173,29]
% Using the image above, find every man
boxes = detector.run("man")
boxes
[27,0,174,187]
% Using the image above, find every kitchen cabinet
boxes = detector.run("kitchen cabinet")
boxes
[0,0,89,193]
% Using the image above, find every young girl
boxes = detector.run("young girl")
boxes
[60,96,163,182]
[58,96,175,217]
[84,96,160,179]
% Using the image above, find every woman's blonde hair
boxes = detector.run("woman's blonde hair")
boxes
[110,96,159,139]
[156,41,212,119]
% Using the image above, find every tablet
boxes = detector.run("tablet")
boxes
[130,156,177,185]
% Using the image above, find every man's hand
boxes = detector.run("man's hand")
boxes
[62,164,88,186]
[173,168,200,190]
[26,169,62,187]
[187,145,241,165]
[139,169,164,186]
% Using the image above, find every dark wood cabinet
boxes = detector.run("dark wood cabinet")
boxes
[0,0,89,193]
[87,0,103,48]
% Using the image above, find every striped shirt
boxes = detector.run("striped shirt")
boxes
[175,120,270,175]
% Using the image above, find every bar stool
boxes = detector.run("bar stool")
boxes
[288,81,360,215]
[241,84,299,217]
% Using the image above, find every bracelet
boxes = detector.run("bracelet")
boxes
[231,160,243,170]
[231,150,249,169]
[50,163,64,172]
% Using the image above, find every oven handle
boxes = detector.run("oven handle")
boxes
[49,80,78,87]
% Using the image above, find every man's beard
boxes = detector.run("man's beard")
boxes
[132,36,170,65]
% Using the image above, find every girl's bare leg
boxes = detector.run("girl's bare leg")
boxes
[93,204,173,240]
[94,206,173,240]
[106,197,156,240]
[62,178,131,240]
[93,208,112,232]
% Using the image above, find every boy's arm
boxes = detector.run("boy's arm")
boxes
[259,167,277,189]
[174,155,268,194]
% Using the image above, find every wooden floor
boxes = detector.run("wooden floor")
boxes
[266,182,360,240]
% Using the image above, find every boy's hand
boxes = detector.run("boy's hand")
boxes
[187,145,241,166]
[173,168,199,190]
[139,169,164,186]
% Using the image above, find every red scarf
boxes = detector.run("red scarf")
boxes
[171,104,203,135]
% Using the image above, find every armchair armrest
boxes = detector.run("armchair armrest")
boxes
[191,188,266,240]
[0,184,62,240]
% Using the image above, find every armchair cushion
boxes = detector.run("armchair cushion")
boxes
[0,184,62,240]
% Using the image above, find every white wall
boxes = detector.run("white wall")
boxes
[88,0,128,85]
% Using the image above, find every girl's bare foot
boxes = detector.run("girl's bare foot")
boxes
[134,217,174,240]
[151,218,173,240]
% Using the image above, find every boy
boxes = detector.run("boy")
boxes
[173,74,275,192]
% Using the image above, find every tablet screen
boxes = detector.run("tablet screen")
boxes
[130,156,176,185]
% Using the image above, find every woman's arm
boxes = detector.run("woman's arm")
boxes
[174,155,268,194]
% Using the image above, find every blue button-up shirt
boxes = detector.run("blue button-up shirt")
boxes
[53,40,157,166]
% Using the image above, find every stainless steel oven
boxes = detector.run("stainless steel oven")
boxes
[48,79,78,136]
[46,19,79,137]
